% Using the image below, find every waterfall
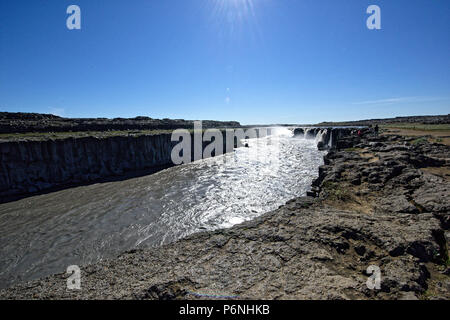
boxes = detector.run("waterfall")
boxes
[328,129,333,148]
[315,129,327,145]
[293,127,333,150]
[305,128,315,139]
[292,126,354,150]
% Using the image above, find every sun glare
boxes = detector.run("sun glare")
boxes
[206,0,262,41]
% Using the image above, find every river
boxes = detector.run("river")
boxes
[0,127,326,289]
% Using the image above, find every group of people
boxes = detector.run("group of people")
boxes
[356,124,379,138]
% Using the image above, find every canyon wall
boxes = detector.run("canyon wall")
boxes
[0,133,240,202]
[0,134,176,201]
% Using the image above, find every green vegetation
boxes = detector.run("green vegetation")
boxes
[0,129,175,141]
[0,128,237,142]
[411,137,428,145]
[322,181,352,201]
[383,123,450,131]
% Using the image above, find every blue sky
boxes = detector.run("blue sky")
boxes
[0,0,449,124]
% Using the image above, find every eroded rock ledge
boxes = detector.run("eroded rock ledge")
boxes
[1,132,449,300]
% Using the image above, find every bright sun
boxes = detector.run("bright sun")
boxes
[207,0,260,37]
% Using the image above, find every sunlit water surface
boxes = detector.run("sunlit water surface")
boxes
[0,128,326,288]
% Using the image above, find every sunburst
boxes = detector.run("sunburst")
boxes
[204,0,262,41]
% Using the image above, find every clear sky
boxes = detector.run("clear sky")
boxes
[0,0,449,124]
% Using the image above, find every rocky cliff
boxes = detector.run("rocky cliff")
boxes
[0,134,175,201]
[0,132,239,202]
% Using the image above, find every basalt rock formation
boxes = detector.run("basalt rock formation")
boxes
[0,134,176,202]
[1,130,448,300]
[0,133,238,203]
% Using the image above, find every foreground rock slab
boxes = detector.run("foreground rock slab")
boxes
[0,207,443,300]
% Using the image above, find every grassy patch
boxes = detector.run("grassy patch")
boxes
[0,129,174,141]
[411,137,428,145]
[383,123,450,131]
[322,181,352,201]
[0,128,234,142]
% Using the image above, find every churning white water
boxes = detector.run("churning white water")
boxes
[0,128,326,288]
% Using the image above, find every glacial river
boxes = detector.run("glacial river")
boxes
[0,128,326,289]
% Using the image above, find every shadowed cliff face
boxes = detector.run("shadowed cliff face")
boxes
[0,134,176,201]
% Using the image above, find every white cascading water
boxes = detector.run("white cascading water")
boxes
[294,128,333,149]
[270,126,294,137]
[305,128,314,139]
[314,129,327,145]
[328,130,333,148]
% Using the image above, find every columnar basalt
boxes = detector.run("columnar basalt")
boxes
[0,134,175,201]
[0,132,240,202]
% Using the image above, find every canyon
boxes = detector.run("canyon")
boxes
[1,127,448,299]
[0,114,350,202]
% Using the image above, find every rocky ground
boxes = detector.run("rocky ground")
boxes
[0,130,449,300]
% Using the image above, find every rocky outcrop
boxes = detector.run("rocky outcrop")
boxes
[309,132,450,219]
[0,134,171,201]
[1,130,448,300]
